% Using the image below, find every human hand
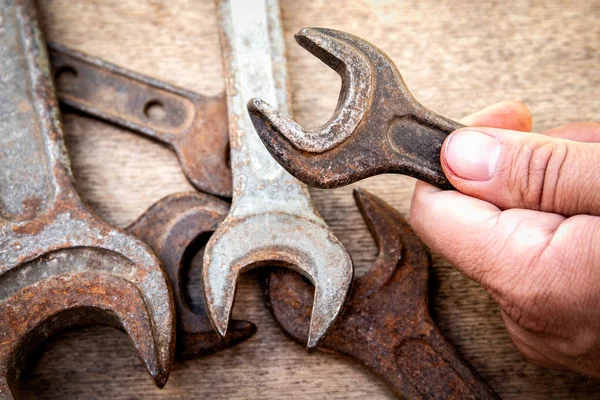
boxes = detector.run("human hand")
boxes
[410,100,600,377]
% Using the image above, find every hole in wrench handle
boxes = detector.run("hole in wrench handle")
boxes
[46,42,233,198]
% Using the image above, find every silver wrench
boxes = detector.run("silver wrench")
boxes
[0,0,175,396]
[203,0,353,350]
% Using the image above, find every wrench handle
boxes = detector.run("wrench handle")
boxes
[47,43,204,145]
[0,1,66,221]
[387,110,464,190]
[392,329,500,399]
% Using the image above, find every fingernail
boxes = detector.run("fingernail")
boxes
[444,130,501,181]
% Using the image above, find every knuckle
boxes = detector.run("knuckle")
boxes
[508,140,568,211]
[503,320,552,367]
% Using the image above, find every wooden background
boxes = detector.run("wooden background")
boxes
[16,0,600,398]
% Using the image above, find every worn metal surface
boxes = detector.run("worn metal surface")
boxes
[127,193,256,359]
[47,43,232,198]
[204,0,353,350]
[0,1,175,398]
[46,47,256,356]
[249,28,464,190]
[268,188,499,399]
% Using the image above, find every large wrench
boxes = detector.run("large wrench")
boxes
[268,188,499,399]
[203,0,353,350]
[249,28,463,190]
[0,1,175,397]
[47,46,255,357]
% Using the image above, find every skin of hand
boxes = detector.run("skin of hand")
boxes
[410,100,600,377]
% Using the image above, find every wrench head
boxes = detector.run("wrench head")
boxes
[127,193,256,359]
[202,212,353,351]
[249,28,460,189]
[0,222,176,396]
[0,264,167,394]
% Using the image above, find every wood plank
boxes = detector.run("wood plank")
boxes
[16,0,600,398]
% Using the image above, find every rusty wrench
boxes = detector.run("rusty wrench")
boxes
[203,0,353,350]
[0,1,175,397]
[47,46,254,357]
[268,188,499,399]
[127,193,256,359]
[249,28,463,190]
[47,43,232,198]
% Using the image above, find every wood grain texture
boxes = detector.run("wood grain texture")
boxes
[15,0,600,398]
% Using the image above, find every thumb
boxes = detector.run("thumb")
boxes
[441,126,600,216]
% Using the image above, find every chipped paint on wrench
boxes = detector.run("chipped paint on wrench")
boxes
[203,0,353,350]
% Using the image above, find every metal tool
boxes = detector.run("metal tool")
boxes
[268,188,499,399]
[127,193,256,359]
[248,28,464,190]
[48,43,232,198]
[48,45,255,356]
[0,1,175,397]
[204,0,353,350]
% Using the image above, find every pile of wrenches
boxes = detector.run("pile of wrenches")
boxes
[0,0,500,398]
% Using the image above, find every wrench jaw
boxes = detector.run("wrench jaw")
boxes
[202,213,353,351]
[248,28,372,154]
[0,250,174,397]
[250,28,463,190]
[306,273,352,350]
[126,193,257,359]
[0,210,177,387]
[248,102,391,189]
[0,275,156,398]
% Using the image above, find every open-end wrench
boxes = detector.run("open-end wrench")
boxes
[47,42,232,198]
[47,44,255,355]
[0,1,175,397]
[203,0,353,350]
[47,45,255,356]
[268,188,499,399]
[127,192,256,359]
[249,28,463,190]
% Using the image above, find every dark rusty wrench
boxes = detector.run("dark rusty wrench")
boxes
[249,28,464,190]
[127,192,256,359]
[47,42,232,198]
[268,188,499,399]
[0,1,175,397]
[203,0,353,350]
